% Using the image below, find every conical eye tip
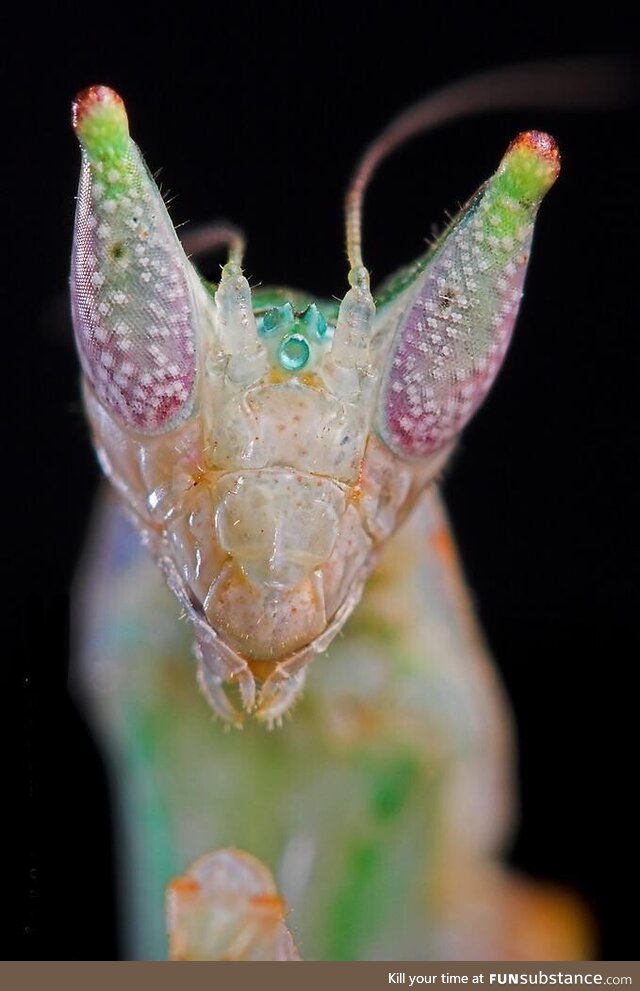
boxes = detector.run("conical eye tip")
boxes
[72,85,129,155]
[510,130,560,167]
[502,130,561,199]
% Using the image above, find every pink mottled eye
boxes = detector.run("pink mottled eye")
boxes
[376,131,559,460]
[71,86,198,433]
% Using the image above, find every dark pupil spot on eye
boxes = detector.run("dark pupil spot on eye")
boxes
[110,241,125,260]
[439,287,455,309]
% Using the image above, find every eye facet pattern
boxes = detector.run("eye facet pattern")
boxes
[376,131,560,460]
[71,85,198,434]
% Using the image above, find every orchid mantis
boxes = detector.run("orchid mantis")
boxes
[70,61,628,958]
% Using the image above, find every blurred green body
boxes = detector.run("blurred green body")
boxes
[74,488,521,959]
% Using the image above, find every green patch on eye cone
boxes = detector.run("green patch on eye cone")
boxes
[73,86,130,162]
[482,131,560,240]
[497,131,560,205]
[79,106,129,161]
[374,250,433,309]
[374,131,559,314]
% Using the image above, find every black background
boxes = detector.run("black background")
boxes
[4,3,638,962]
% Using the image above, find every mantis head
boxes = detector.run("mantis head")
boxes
[70,84,559,724]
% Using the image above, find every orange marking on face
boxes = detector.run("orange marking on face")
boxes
[247,657,278,682]
[268,368,288,384]
[169,876,201,895]
[249,893,285,916]
[432,524,457,568]
[300,372,322,388]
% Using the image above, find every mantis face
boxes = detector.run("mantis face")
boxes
[70,85,558,725]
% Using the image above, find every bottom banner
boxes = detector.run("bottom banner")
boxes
[1,961,637,991]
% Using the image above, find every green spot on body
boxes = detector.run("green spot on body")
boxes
[344,607,398,645]
[325,838,383,960]
[323,751,421,958]
[369,755,419,822]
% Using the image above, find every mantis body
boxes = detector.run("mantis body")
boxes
[70,63,623,957]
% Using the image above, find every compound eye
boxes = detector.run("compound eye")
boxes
[376,131,560,460]
[71,86,198,433]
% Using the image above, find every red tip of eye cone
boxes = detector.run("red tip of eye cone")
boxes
[508,130,561,176]
[72,85,126,131]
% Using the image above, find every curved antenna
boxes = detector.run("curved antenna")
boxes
[345,56,637,270]
[180,221,246,266]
